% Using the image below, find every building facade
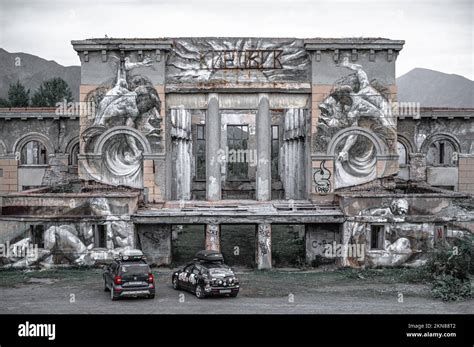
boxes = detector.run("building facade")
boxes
[0,38,473,268]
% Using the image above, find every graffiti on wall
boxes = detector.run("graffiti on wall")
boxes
[313,160,332,193]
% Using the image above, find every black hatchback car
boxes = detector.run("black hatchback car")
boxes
[103,250,155,300]
[171,250,239,299]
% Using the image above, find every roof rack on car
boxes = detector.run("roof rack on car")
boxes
[194,250,224,262]
[115,249,146,261]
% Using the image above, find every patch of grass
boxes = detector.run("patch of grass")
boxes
[0,268,101,287]
[337,267,431,284]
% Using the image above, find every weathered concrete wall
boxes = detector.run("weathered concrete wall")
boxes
[136,224,171,266]
[305,224,340,266]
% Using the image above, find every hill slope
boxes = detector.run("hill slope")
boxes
[397,68,474,108]
[0,48,80,102]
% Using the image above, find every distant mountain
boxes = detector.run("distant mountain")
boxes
[0,48,80,103]
[1,49,472,109]
[397,68,474,108]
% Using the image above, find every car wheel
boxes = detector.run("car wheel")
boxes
[148,294,155,299]
[104,280,109,292]
[172,276,179,290]
[195,285,205,299]
[110,287,119,301]
[230,292,238,298]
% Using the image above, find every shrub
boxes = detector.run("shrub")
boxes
[427,234,473,301]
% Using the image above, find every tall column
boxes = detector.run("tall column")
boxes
[256,93,272,201]
[256,223,272,269]
[205,224,221,252]
[206,93,221,200]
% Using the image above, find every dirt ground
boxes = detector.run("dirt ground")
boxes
[0,267,472,314]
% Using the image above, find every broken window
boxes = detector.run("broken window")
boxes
[226,125,249,180]
[271,125,280,179]
[94,224,107,248]
[426,140,456,166]
[20,140,47,165]
[370,225,384,250]
[195,124,206,180]
[30,225,44,248]
[397,141,407,166]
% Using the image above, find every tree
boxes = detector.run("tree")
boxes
[0,97,10,107]
[3,81,30,107]
[31,77,73,107]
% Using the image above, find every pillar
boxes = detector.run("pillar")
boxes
[256,223,272,269]
[205,224,221,252]
[409,153,426,182]
[256,93,271,201]
[206,93,221,200]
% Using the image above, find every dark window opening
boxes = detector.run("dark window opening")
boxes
[195,124,206,181]
[370,225,384,250]
[0,168,3,177]
[30,225,44,248]
[20,140,47,165]
[427,140,456,166]
[271,125,280,179]
[439,142,445,164]
[397,141,407,166]
[94,224,107,248]
[69,143,79,166]
[227,125,249,180]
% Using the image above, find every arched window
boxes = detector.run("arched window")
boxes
[69,143,79,166]
[426,140,456,166]
[397,141,407,166]
[20,140,47,165]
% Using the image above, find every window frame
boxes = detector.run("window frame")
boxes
[426,140,457,167]
[93,224,107,248]
[271,124,280,180]
[226,124,250,181]
[69,142,79,167]
[369,224,385,250]
[20,140,48,166]
[194,124,206,182]
[396,141,408,167]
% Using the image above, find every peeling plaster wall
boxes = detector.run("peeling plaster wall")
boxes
[305,224,340,266]
[136,224,171,266]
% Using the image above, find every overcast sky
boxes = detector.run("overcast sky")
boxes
[0,0,472,79]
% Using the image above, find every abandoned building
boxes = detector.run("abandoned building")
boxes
[0,37,473,269]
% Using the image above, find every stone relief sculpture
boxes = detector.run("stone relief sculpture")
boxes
[167,38,310,84]
[1,198,133,268]
[342,199,412,267]
[317,57,396,189]
[82,55,161,188]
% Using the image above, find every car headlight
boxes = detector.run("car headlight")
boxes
[218,280,223,285]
